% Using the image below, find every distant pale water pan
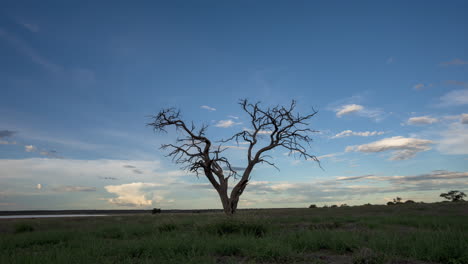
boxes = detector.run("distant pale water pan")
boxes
[0,214,108,219]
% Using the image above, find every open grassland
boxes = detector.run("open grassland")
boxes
[1,202,467,264]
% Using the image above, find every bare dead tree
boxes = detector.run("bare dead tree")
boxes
[148,99,320,215]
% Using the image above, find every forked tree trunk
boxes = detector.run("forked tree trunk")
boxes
[216,179,248,215]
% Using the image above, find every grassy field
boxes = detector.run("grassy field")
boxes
[1,202,467,264]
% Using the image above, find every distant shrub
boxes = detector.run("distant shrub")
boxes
[152,208,161,214]
[364,203,372,206]
[331,205,338,208]
[387,202,395,206]
[340,204,349,207]
[404,200,415,204]
[393,197,403,204]
[309,204,317,208]
[440,190,466,202]
[14,223,34,234]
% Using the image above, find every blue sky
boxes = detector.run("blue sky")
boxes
[1,0,467,210]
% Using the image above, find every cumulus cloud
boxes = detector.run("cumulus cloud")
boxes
[407,116,438,125]
[332,130,384,138]
[346,136,433,160]
[105,182,164,207]
[24,145,37,152]
[215,119,241,128]
[200,105,216,111]
[440,58,468,66]
[437,123,468,155]
[335,104,364,117]
[439,89,468,106]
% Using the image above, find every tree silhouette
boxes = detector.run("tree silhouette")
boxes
[148,99,319,214]
[440,190,466,202]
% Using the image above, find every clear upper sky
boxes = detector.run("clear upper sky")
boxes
[1,0,467,210]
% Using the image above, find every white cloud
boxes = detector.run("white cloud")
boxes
[105,182,165,207]
[407,116,438,125]
[440,58,468,66]
[335,104,364,117]
[346,136,433,160]
[332,130,384,138]
[36,184,42,190]
[437,123,468,155]
[200,105,216,111]
[24,145,36,152]
[228,115,239,119]
[439,89,468,106]
[215,119,241,128]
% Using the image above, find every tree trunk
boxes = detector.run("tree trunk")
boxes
[216,179,248,215]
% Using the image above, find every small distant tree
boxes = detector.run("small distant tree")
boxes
[393,197,402,204]
[309,204,317,208]
[440,190,466,202]
[331,204,338,208]
[387,201,394,206]
[340,204,348,207]
[404,200,415,204]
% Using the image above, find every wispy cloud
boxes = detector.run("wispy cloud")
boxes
[335,104,364,117]
[0,28,62,73]
[52,186,97,192]
[445,80,468,87]
[16,18,40,33]
[437,123,468,155]
[0,130,16,138]
[332,130,384,138]
[200,105,216,111]
[407,116,438,125]
[439,89,468,106]
[440,58,468,66]
[346,136,433,160]
[215,119,241,128]
[386,57,394,64]
[413,83,425,90]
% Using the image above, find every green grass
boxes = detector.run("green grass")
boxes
[1,202,467,263]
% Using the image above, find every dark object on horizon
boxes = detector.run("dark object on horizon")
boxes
[364,203,372,206]
[152,208,161,214]
[148,99,319,215]
[387,202,395,206]
[393,197,403,204]
[309,204,317,208]
[405,200,415,204]
[440,190,466,202]
[331,205,338,208]
[340,204,348,207]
